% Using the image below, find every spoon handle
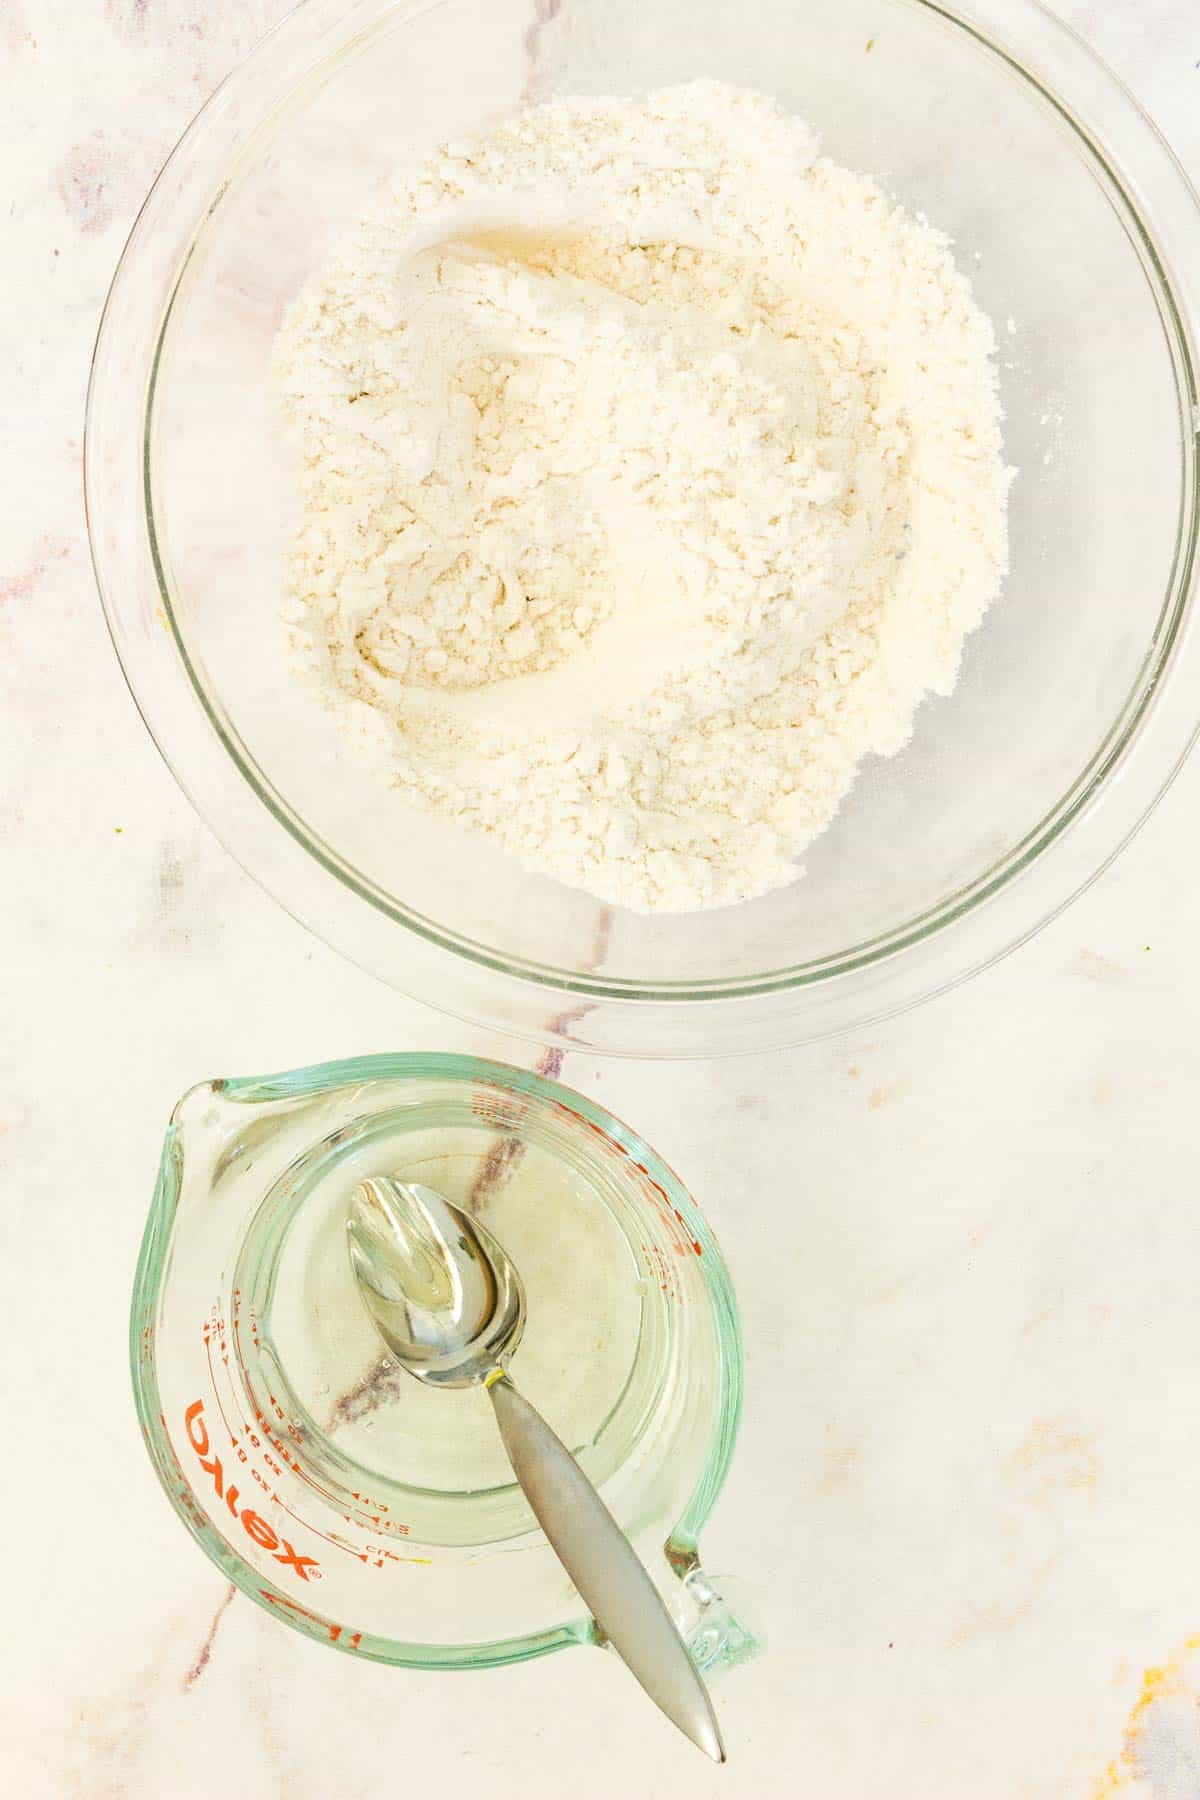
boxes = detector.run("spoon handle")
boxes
[486,1372,725,1764]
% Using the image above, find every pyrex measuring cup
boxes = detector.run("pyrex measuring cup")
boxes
[131,1054,755,1673]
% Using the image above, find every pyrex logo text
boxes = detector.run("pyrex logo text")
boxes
[184,1399,320,1582]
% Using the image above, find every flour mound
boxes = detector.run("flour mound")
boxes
[276,81,1012,914]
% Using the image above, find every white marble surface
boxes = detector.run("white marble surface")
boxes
[6,2,1200,1795]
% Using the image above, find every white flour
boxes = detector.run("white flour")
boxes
[276,81,1012,913]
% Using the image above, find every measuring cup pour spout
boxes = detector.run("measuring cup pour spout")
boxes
[347,1175,726,1764]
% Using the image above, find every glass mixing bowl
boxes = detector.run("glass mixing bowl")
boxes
[86,0,1200,1054]
[131,1054,750,1670]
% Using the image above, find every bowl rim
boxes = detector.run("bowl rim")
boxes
[129,1050,745,1668]
[86,0,1200,1053]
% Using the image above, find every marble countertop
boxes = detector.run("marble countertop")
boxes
[6,2,1200,1794]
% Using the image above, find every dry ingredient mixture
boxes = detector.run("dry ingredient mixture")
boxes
[276,81,1012,913]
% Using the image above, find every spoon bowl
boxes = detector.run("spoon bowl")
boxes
[347,1176,524,1386]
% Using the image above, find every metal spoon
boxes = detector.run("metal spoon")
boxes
[346,1175,725,1764]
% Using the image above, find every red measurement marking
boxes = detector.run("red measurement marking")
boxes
[204,1331,238,1447]
[252,1411,293,1461]
[271,1491,362,1562]
[259,1589,325,1628]
[350,1490,391,1516]
[361,1541,425,1566]
[296,1466,350,1512]
[230,1307,255,1433]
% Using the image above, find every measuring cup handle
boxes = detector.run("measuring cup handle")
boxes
[486,1372,725,1764]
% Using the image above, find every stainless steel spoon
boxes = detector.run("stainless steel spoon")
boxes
[346,1174,725,1764]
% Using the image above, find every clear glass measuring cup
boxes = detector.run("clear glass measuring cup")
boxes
[131,1054,754,1673]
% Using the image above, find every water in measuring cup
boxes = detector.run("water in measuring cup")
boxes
[246,1122,647,1526]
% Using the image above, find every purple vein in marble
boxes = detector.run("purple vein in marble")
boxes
[521,0,563,104]
[181,1582,236,1692]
